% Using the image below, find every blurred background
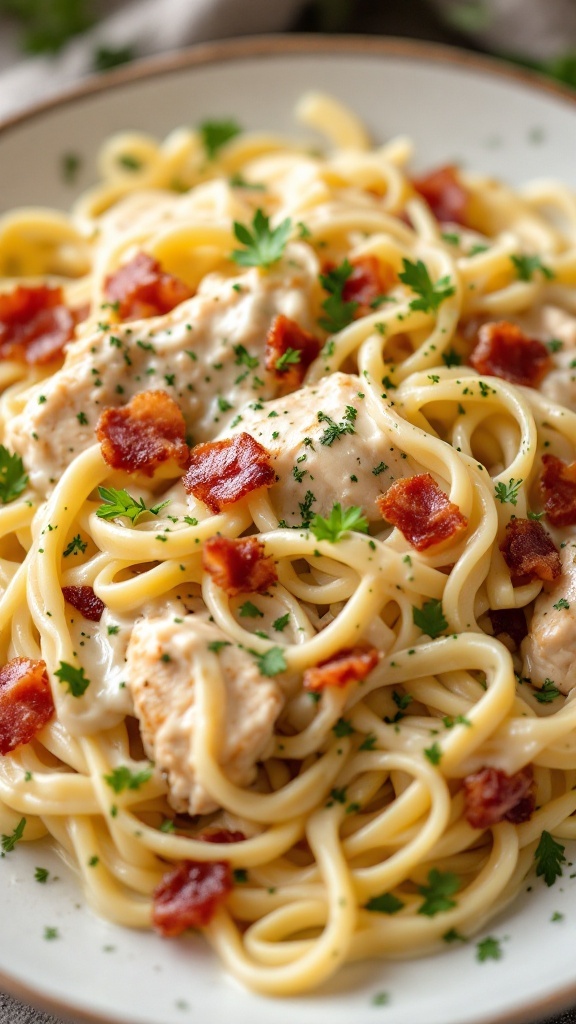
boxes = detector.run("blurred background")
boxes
[2,0,576,122]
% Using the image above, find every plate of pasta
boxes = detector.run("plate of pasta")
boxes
[3,34,576,1024]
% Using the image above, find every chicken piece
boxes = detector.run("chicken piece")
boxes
[522,540,576,694]
[126,612,284,815]
[222,372,408,526]
[6,244,318,493]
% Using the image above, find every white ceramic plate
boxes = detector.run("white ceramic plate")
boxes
[2,35,576,1024]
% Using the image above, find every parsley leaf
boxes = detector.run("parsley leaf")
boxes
[417,868,460,916]
[96,486,169,524]
[309,502,369,542]
[63,534,87,557]
[423,741,443,765]
[199,119,241,159]
[553,598,570,610]
[252,647,287,677]
[533,678,561,704]
[398,258,455,314]
[1,816,26,853]
[365,892,405,914]
[0,445,28,504]
[494,478,522,506]
[510,253,554,282]
[5,0,94,55]
[535,831,566,886]
[54,661,90,697]
[317,406,357,446]
[318,259,358,333]
[275,347,302,372]
[272,613,290,632]
[238,601,263,618]
[103,765,152,793]
[34,866,50,883]
[476,936,503,962]
[412,599,448,639]
[231,209,291,269]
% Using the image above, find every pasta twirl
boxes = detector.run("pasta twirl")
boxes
[1,93,576,995]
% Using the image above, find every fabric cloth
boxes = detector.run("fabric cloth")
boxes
[0,0,304,121]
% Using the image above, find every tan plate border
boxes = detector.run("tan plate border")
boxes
[2,30,576,1024]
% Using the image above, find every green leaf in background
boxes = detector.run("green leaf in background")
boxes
[0,0,94,54]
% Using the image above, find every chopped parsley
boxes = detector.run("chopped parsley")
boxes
[476,936,503,962]
[318,259,358,333]
[412,599,447,639]
[510,253,554,282]
[34,866,50,883]
[231,208,291,269]
[96,486,169,524]
[275,347,302,372]
[423,742,443,765]
[398,258,455,314]
[417,868,460,916]
[63,534,87,557]
[273,613,290,632]
[317,405,357,446]
[0,445,28,504]
[1,817,26,853]
[309,502,369,542]
[54,661,90,697]
[533,678,561,703]
[199,119,241,159]
[535,831,566,886]
[252,647,287,677]
[494,478,522,506]
[103,765,152,793]
[364,892,404,914]
[238,601,263,618]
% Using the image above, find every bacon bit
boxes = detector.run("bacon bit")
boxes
[0,657,54,755]
[96,390,189,476]
[62,585,105,623]
[541,454,576,527]
[103,252,192,321]
[184,433,274,513]
[199,829,245,844]
[488,608,528,651]
[463,765,535,829]
[202,535,277,596]
[152,859,232,937]
[264,314,320,390]
[411,164,470,225]
[0,284,84,364]
[303,646,379,692]
[470,321,551,388]
[377,474,467,551]
[342,255,396,313]
[500,518,561,585]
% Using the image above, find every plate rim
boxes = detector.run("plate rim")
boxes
[2,29,576,1024]
[2,32,576,139]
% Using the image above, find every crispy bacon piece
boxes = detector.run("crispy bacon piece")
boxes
[0,657,54,755]
[264,314,321,390]
[199,829,245,844]
[103,252,192,320]
[488,608,528,651]
[202,535,277,596]
[469,321,551,388]
[0,284,84,364]
[303,646,379,692]
[96,390,189,476]
[377,474,467,551]
[411,164,470,225]
[342,255,396,313]
[184,433,274,513]
[62,585,105,623]
[463,765,535,829]
[541,454,576,527]
[500,518,561,585]
[152,859,232,937]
